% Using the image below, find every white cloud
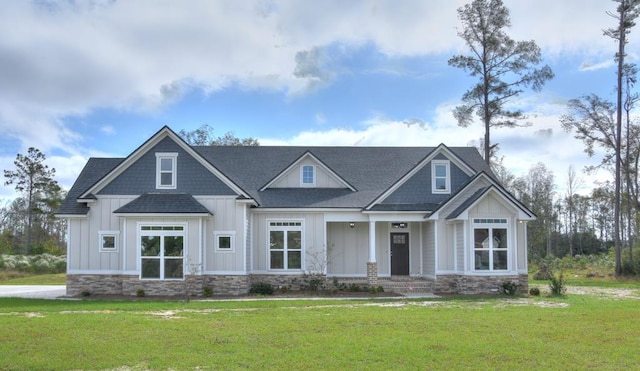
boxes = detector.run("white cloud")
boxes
[0,0,627,200]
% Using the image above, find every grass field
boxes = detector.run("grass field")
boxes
[0,292,639,370]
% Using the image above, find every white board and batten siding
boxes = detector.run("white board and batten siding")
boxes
[269,158,344,188]
[67,196,136,274]
[326,222,369,276]
[251,212,325,273]
[197,197,246,274]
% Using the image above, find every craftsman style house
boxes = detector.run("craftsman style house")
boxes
[57,126,534,296]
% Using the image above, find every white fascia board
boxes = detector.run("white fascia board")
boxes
[55,214,88,219]
[251,207,362,213]
[114,213,212,218]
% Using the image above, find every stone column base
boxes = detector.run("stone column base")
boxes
[367,262,378,286]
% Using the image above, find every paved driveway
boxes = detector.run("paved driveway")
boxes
[0,285,66,299]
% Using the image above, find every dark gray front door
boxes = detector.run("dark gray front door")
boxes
[390,233,409,275]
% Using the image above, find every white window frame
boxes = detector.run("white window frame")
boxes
[98,231,119,252]
[214,231,236,253]
[138,223,186,280]
[156,152,178,189]
[300,165,315,187]
[472,218,509,272]
[431,160,451,194]
[267,220,304,271]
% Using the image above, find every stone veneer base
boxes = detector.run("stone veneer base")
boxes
[67,273,529,296]
[433,274,529,295]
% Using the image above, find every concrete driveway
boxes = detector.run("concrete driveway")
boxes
[0,285,66,299]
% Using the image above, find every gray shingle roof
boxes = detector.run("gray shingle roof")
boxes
[57,158,124,215]
[114,193,211,214]
[58,144,494,215]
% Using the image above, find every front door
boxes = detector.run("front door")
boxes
[390,233,409,275]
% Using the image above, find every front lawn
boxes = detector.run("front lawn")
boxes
[0,294,638,370]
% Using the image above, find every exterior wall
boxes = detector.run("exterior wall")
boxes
[198,196,246,273]
[517,221,527,272]
[455,222,465,271]
[409,223,421,276]
[68,195,136,273]
[436,221,454,271]
[326,222,368,276]
[251,211,325,273]
[434,274,529,295]
[67,274,249,297]
[271,158,344,188]
[422,222,435,276]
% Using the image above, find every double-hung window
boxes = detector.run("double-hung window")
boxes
[156,153,178,189]
[140,225,185,280]
[473,219,508,271]
[301,165,315,187]
[432,160,451,193]
[268,221,302,270]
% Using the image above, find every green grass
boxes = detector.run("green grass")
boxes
[0,294,639,370]
[0,272,66,285]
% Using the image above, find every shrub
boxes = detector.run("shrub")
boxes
[249,282,274,295]
[136,289,146,297]
[81,290,91,297]
[376,285,384,293]
[549,271,567,296]
[501,281,519,295]
[347,283,361,292]
[203,286,213,297]
[529,287,541,296]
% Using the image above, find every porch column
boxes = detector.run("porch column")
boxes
[367,221,378,285]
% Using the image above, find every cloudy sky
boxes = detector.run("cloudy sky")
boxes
[0,0,635,203]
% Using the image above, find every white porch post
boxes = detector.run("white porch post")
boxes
[367,221,378,285]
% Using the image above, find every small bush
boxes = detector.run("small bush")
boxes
[376,285,384,293]
[202,286,213,297]
[249,282,274,295]
[136,289,146,297]
[501,281,519,295]
[549,271,567,296]
[347,283,361,292]
[81,290,91,297]
[331,277,347,291]
[529,287,541,296]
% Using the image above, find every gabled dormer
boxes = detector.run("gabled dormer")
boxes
[260,151,355,191]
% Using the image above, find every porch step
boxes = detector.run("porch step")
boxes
[377,278,433,294]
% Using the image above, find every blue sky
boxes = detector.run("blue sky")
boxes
[0,0,636,202]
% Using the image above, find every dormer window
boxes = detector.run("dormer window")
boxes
[432,160,450,194]
[301,165,315,187]
[156,153,178,189]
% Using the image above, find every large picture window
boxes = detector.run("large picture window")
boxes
[269,221,302,270]
[473,219,508,271]
[140,225,185,279]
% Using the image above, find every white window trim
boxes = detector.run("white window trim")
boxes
[138,223,187,280]
[267,219,304,271]
[300,165,316,187]
[155,152,178,189]
[431,160,451,194]
[98,230,119,252]
[471,218,510,272]
[214,231,236,253]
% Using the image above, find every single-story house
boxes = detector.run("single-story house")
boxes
[57,126,534,296]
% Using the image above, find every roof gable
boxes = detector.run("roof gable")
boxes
[260,151,355,191]
[365,144,477,210]
[80,126,250,199]
[429,172,535,220]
